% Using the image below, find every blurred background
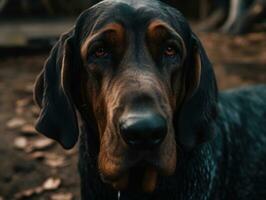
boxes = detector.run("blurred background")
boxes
[0,0,265,199]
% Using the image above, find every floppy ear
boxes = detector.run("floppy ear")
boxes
[33,30,79,149]
[176,35,218,150]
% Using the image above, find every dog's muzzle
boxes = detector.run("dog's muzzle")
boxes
[100,83,175,193]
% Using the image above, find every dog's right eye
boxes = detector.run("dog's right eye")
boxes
[94,46,109,58]
[88,42,111,61]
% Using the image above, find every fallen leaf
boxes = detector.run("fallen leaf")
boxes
[25,83,34,93]
[30,152,68,167]
[15,84,33,95]
[45,153,68,168]
[7,118,26,129]
[14,177,62,199]
[15,188,35,198]
[30,105,40,116]
[43,177,61,191]
[50,192,73,200]
[16,97,32,108]
[14,187,42,200]
[35,186,44,194]
[14,137,55,153]
[65,148,77,156]
[30,151,46,160]
[14,137,28,150]
[31,138,55,151]
[20,124,37,136]
[15,106,25,116]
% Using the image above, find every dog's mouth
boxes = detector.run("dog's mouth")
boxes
[99,119,177,193]
[103,162,159,193]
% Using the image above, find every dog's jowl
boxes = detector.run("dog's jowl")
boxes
[34,0,266,199]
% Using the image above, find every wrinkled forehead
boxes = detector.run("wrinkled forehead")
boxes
[79,0,191,43]
[100,0,162,10]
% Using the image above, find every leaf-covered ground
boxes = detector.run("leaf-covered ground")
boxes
[0,31,265,200]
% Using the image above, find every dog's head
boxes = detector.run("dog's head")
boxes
[34,0,217,193]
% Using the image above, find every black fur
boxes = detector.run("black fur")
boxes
[34,0,266,199]
[78,86,266,200]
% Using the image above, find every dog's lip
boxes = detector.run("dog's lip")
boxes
[101,157,169,181]
[101,170,126,183]
[99,144,177,191]
[101,157,175,193]
[102,162,158,192]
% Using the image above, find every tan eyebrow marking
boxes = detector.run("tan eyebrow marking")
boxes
[147,20,187,62]
[81,23,125,62]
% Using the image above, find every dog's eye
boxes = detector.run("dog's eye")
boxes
[88,41,111,59]
[164,45,177,57]
[94,47,109,58]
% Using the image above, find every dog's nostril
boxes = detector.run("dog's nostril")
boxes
[120,113,167,149]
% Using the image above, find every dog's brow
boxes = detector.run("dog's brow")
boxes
[147,20,187,61]
[81,23,125,60]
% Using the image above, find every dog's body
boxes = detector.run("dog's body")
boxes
[217,86,266,198]
[78,85,266,200]
[33,0,266,199]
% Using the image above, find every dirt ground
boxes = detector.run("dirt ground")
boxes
[0,30,265,200]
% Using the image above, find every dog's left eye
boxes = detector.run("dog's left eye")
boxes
[164,45,177,57]
[94,46,109,58]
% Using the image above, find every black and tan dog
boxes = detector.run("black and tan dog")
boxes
[34,0,266,199]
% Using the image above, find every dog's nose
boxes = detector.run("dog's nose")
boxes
[120,113,167,149]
